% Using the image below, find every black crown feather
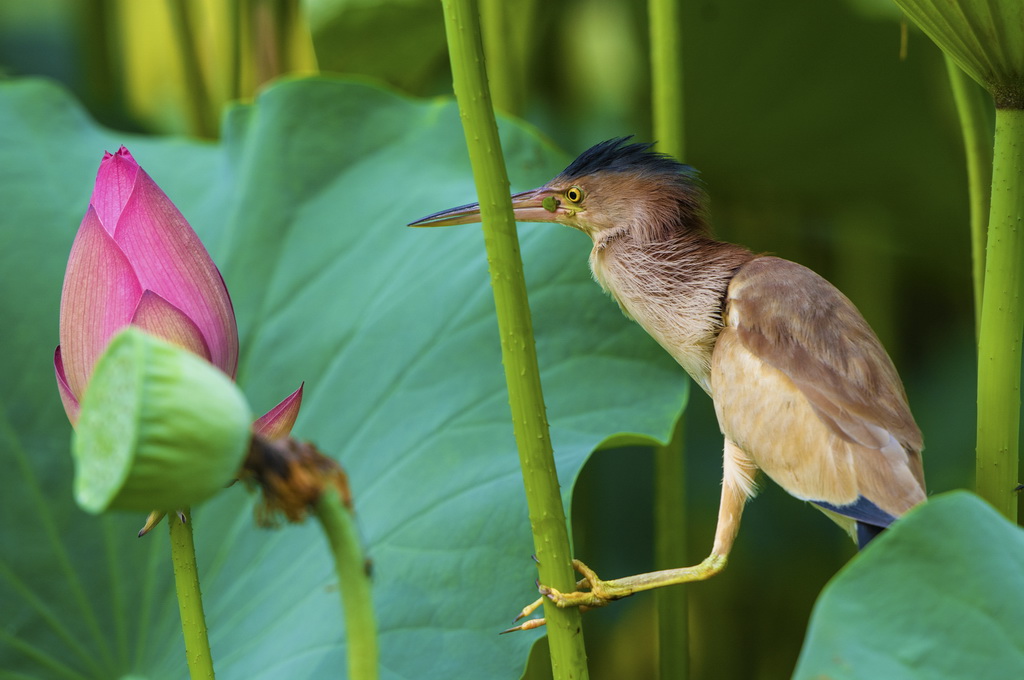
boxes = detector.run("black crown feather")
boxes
[557,137,696,182]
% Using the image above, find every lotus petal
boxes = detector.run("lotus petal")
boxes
[131,290,212,362]
[59,208,143,398]
[253,384,305,440]
[111,169,238,377]
[53,347,81,424]
[89,146,141,234]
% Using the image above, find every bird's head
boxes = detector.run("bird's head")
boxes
[410,137,708,244]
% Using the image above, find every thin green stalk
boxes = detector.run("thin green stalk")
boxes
[976,106,1024,523]
[314,488,378,680]
[649,0,684,160]
[649,1,689,677]
[168,509,216,680]
[653,416,688,680]
[166,0,216,138]
[479,0,516,115]
[945,55,993,341]
[477,0,528,116]
[439,1,590,678]
[480,0,538,116]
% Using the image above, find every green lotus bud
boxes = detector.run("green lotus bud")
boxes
[72,327,253,514]
[894,0,1024,107]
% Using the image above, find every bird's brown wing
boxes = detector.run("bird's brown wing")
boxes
[712,256,925,521]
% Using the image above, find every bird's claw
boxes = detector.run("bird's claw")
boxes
[514,595,545,622]
[500,610,548,634]
[500,593,546,633]
[502,560,614,633]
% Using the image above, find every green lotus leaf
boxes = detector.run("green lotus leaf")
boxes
[0,77,683,678]
[894,0,1024,107]
[795,491,1024,679]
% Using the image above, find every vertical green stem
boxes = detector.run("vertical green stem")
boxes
[649,0,684,159]
[479,0,517,115]
[314,488,379,680]
[654,416,688,680]
[439,1,590,678]
[649,1,689,677]
[945,55,993,341]
[480,0,538,116]
[976,106,1024,523]
[168,509,216,680]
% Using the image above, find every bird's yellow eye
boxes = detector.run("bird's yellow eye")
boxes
[565,186,584,204]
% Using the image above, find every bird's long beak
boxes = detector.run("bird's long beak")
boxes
[409,187,563,227]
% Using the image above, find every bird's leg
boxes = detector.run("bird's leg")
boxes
[542,476,746,605]
[506,444,750,632]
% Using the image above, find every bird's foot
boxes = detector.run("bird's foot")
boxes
[502,554,728,633]
[502,559,621,633]
[540,559,622,608]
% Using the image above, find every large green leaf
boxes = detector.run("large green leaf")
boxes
[794,491,1024,679]
[0,77,685,678]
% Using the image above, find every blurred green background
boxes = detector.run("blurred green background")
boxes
[0,0,989,678]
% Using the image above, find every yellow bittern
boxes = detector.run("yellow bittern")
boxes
[410,137,926,628]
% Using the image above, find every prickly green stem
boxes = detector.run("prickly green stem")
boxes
[168,509,216,680]
[649,0,685,160]
[479,0,515,115]
[314,488,378,680]
[650,0,690,675]
[976,106,1024,523]
[439,0,590,677]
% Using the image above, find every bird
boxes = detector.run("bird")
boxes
[409,137,926,627]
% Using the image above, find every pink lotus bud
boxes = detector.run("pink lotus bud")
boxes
[56,147,299,435]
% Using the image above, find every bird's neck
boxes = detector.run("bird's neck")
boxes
[590,227,754,393]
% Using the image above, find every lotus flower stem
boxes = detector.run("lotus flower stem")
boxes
[649,1,690,675]
[944,55,992,341]
[168,509,216,679]
[976,106,1024,522]
[242,436,375,675]
[439,0,590,677]
[479,0,515,115]
[479,0,535,116]
[649,0,685,163]
[314,488,378,680]
[894,0,1024,523]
